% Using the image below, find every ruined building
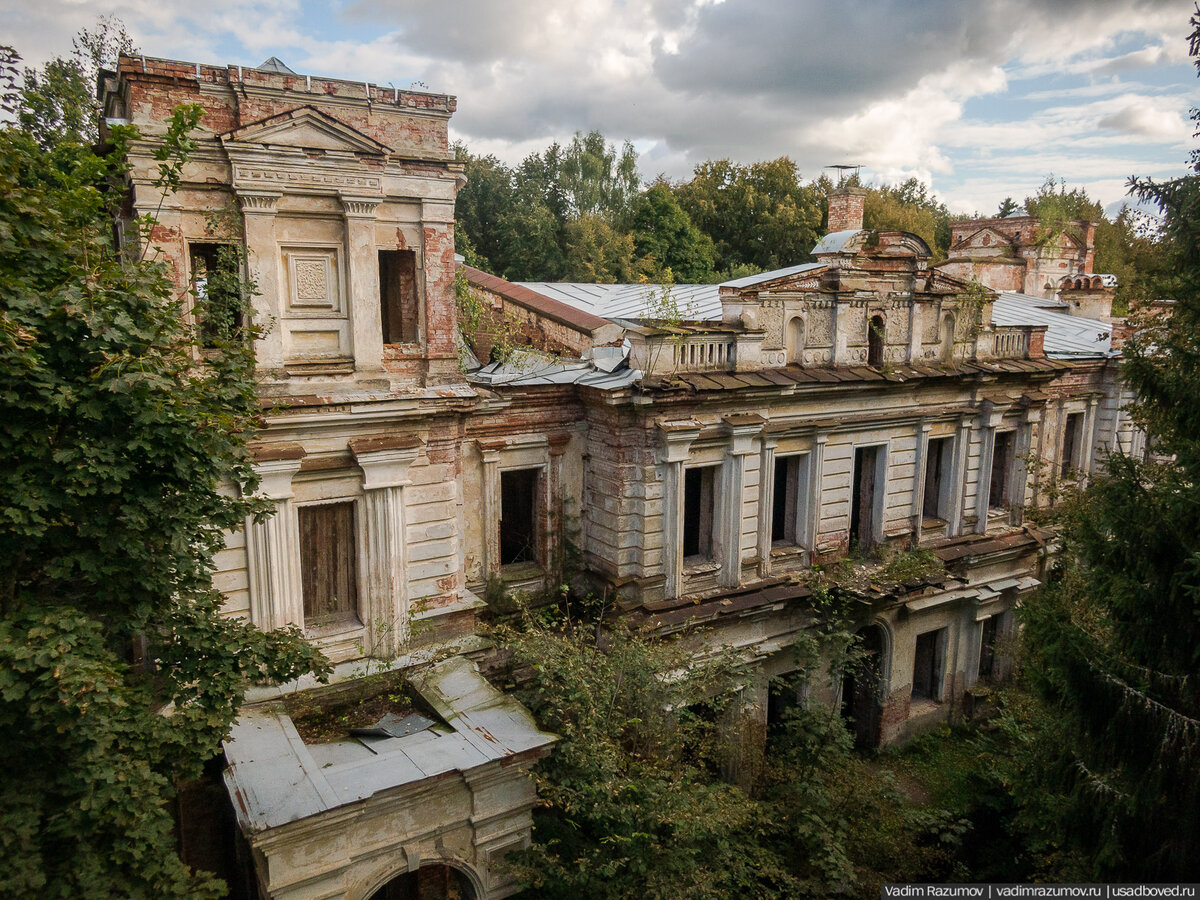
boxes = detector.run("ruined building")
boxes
[101,55,1136,900]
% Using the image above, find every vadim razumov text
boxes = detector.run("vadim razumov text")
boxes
[882,885,1199,899]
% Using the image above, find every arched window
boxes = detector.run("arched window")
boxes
[867,314,885,367]
[785,316,805,365]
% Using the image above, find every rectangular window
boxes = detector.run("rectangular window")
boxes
[978,615,1000,682]
[771,455,808,546]
[989,431,1015,509]
[500,468,540,566]
[922,437,953,520]
[683,466,717,561]
[379,249,418,344]
[299,502,359,628]
[189,242,243,347]
[1061,412,1083,478]
[850,445,882,549]
[912,628,946,701]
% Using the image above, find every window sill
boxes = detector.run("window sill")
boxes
[305,617,364,641]
[770,544,807,559]
[682,558,720,576]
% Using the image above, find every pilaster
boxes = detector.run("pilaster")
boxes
[720,415,763,588]
[756,436,778,578]
[912,420,931,544]
[657,420,702,600]
[341,194,385,376]
[245,446,305,631]
[351,436,421,657]
[239,190,284,372]
[478,442,504,578]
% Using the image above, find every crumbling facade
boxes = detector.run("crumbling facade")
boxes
[103,54,1135,900]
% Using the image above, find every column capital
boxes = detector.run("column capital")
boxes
[340,194,382,218]
[249,443,305,500]
[658,419,702,464]
[238,190,282,215]
[350,435,423,490]
[723,414,765,456]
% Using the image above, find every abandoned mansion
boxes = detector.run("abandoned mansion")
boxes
[99,55,1141,900]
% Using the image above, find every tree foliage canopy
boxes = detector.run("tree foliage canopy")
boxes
[1013,15,1200,880]
[0,48,328,898]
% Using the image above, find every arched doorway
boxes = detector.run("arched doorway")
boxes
[867,314,885,367]
[369,865,476,900]
[841,624,886,750]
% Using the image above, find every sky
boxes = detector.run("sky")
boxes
[4,0,1198,216]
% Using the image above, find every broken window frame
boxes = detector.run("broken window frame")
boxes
[912,627,946,702]
[850,443,886,551]
[499,466,543,568]
[771,453,811,549]
[988,430,1016,510]
[978,615,1000,682]
[922,436,954,521]
[682,464,719,564]
[188,241,246,348]
[378,248,420,345]
[1060,411,1084,479]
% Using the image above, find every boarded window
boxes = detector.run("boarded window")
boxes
[500,468,540,566]
[923,437,953,520]
[299,502,359,628]
[1061,412,1083,477]
[978,615,999,682]
[989,431,1015,509]
[190,242,243,347]
[912,628,946,701]
[379,249,418,343]
[867,314,885,367]
[683,466,716,561]
[850,445,881,549]
[771,455,808,546]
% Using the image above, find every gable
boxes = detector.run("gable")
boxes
[221,106,391,155]
[744,265,829,293]
[955,226,1014,251]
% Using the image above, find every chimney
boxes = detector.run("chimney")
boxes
[827,186,867,233]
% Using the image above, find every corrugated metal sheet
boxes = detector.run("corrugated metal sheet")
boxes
[719,261,825,288]
[517,281,723,320]
[992,292,1114,359]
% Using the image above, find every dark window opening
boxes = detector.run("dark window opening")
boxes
[683,466,716,561]
[379,249,419,344]
[989,431,1015,509]
[768,676,803,731]
[867,314,885,367]
[923,437,953,520]
[978,615,999,682]
[1061,412,1083,478]
[190,242,244,347]
[850,445,881,549]
[912,628,946,701]
[771,455,806,546]
[500,468,540,566]
[841,625,885,749]
[299,502,359,628]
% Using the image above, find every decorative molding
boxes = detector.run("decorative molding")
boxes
[340,194,382,217]
[238,190,282,213]
[234,165,382,193]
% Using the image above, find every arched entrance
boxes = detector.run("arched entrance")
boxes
[841,624,886,750]
[369,865,476,900]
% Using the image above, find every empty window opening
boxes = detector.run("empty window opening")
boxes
[867,314,885,367]
[1061,412,1083,478]
[978,615,1000,682]
[369,864,476,900]
[379,249,419,344]
[850,445,882,549]
[922,437,953,520]
[500,468,540,566]
[989,430,1015,509]
[841,624,886,749]
[912,628,946,701]
[299,502,359,628]
[683,466,717,561]
[771,454,808,546]
[190,242,243,347]
[768,676,804,732]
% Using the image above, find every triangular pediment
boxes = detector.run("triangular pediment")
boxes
[221,106,391,155]
[746,265,829,293]
[920,269,988,296]
[955,226,1014,250]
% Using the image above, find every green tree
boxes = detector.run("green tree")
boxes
[1013,17,1200,879]
[630,182,716,282]
[676,157,824,273]
[0,80,328,897]
[562,213,636,283]
[860,178,954,259]
[17,16,135,149]
[558,130,640,224]
[997,197,1020,218]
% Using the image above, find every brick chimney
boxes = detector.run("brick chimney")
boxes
[827,186,867,233]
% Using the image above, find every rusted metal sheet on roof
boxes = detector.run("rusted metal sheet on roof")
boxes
[680,373,725,391]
